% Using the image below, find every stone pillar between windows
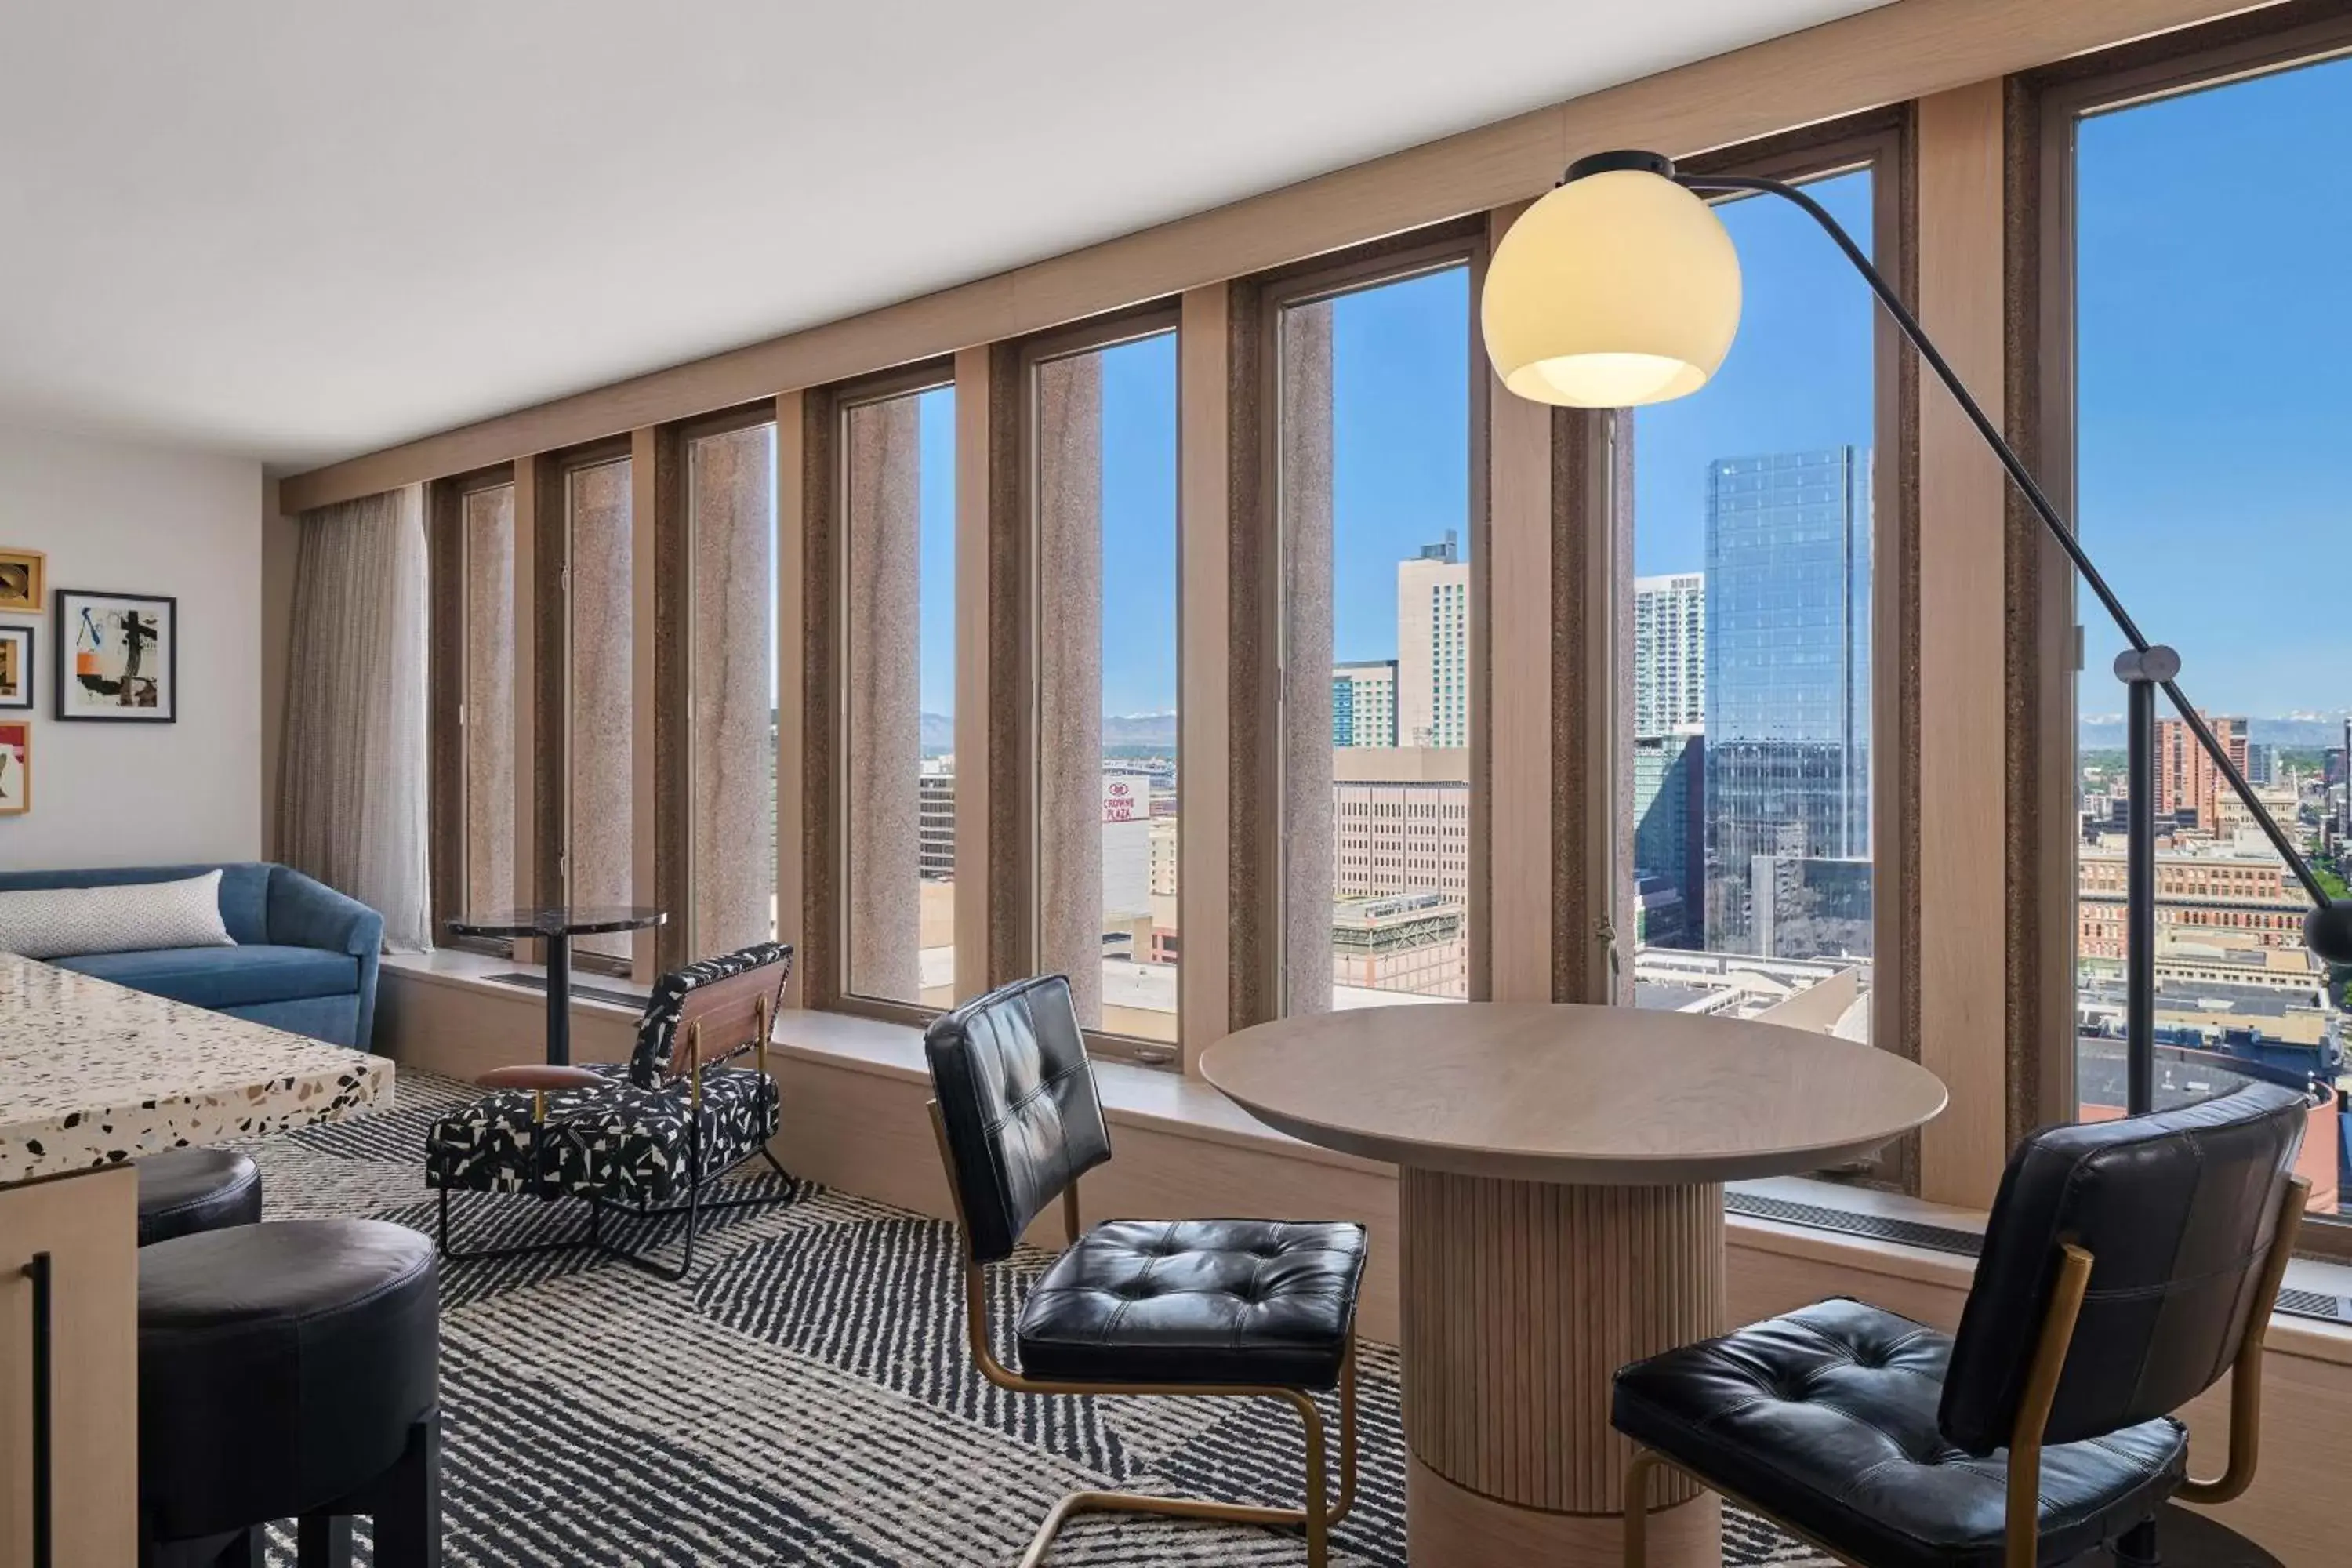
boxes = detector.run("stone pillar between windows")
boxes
[1282,301,1335,1014]
[568,458,636,964]
[1036,354,1107,1027]
[690,425,778,955]
[844,398,924,1002]
[462,485,517,920]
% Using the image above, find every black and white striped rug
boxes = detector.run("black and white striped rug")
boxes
[241,1070,1828,1566]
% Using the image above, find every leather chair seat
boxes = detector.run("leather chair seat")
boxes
[136,1149,261,1246]
[1613,1298,2187,1568]
[1016,1218,1367,1389]
[140,1218,439,1542]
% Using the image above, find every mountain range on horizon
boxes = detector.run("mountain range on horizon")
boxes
[2077,713,2351,750]
[920,710,1180,751]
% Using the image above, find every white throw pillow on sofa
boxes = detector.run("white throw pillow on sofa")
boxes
[0,870,237,961]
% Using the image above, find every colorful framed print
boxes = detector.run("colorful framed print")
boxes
[0,548,42,614]
[56,589,176,722]
[0,624,30,710]
[0,720,26,815]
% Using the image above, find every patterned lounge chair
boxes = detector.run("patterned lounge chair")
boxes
[426,942,797,1279]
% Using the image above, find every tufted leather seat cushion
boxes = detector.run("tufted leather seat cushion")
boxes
[136,1148,261,1246]
[1613,1298,2186,1568]
[1017,1218,1367,1389]
[140,1219,440,1541]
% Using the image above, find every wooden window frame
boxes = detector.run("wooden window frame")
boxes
[820,361,960,1029]
[427,462,520,958]
[1246,221,1492,1021]
[1010,304,1185,1066]
[2017,0,2352,1245]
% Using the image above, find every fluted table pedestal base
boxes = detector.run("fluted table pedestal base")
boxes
[1399,1169,1727,1567]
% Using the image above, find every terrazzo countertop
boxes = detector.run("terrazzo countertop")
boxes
[0,952,393,1185]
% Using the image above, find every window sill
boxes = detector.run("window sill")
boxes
[770,1007,1388,1177]
[383,947,649,1013]
[378,954,2352,1365]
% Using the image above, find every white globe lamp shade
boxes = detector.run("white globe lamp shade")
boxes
[1482,155,1744,408]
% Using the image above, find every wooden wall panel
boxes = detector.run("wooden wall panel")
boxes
[1551,411,1621,1004]
[1486,204,1555,1003]
[1178,285,1234,1068]
[510,457,543,964]
[775,392,810,1005]
[1915,82,2011,1209]
[952,347,993,1001]
[630,428,662,982]
[373,967,640,1077]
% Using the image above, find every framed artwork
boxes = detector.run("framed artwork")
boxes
[0,548,41,614]
[0,624,29,710]
[0,720,26,816]
[56,589,176,722]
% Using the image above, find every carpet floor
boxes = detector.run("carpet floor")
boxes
[235,1070,1831,1566]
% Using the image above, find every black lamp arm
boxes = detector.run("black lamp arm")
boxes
[1679,171,2337,916]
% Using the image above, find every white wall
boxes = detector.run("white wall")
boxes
[0,422,264,869]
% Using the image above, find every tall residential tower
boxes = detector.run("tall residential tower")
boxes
[1396,532,1469,749]
[1633,572,1706,738]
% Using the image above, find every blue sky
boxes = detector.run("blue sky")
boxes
[1632,169,1876,580]
[902,53,2349,723]
[2072,56,2351,720]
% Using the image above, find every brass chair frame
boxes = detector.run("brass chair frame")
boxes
[927,1102,1359,1568]
[1622,1177,2309,1568]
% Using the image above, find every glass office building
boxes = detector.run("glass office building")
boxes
[1633,732,1706,949]
[1702,447,1872,961]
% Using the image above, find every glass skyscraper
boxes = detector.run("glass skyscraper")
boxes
[1702,447,1872,960]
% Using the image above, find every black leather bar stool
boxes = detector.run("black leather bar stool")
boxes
[136,1149,262,1246]
[140,1219,441,1567]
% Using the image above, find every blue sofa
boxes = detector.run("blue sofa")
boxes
[0,862,383,1049]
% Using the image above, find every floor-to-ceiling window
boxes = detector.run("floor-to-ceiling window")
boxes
[686,415,780,954]
[1273,255,1478,1014]
[839,378,957,1008]
[1622,148,1891,1052]
[2059,46,2348,1212]
[1029,321,1181,1054]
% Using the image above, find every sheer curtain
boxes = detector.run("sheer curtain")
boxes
[278,486,431,951]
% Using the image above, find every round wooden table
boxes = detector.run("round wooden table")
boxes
[1200,1004,1947,1567]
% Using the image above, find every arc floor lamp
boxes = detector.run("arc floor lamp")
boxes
[1482,150,2352,1119]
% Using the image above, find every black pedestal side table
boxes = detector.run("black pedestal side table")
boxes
[445,906,666,1066]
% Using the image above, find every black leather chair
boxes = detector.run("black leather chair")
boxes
[924,975,1368,1567]
[426,942,798,1280]
[140,1218,441,1567]
[1612,1080,2312,1568]
[136,1149,261,1246]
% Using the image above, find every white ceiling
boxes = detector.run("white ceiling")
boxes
[0,0,1888,472]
